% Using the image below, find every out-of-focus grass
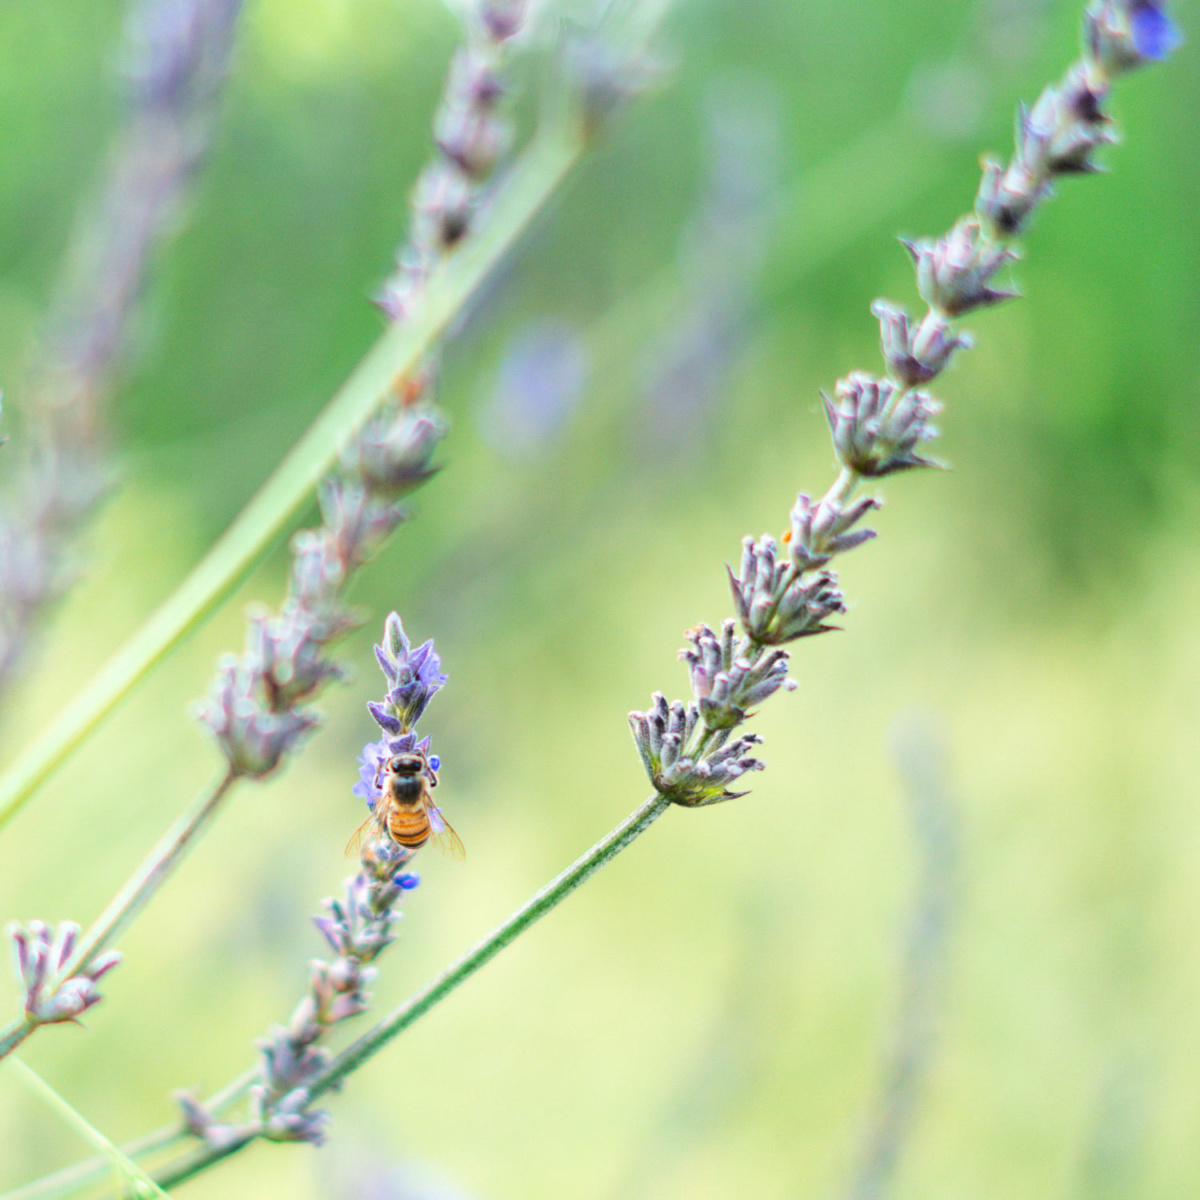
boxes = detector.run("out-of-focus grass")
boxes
[1,0,1198,1197]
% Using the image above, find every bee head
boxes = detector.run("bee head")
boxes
[389,753,425,776]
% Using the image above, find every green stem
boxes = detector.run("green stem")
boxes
[149,793,672,1190]
[319,792,669,1095]
[0,121,582,837]
[6,1058,171,1199]
[0,1126,181,1200]
[0,768,238,1063]
[0,1070,258,1200]
[824,466,861,513]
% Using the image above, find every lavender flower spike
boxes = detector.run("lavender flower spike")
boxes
[369,612,448,735]
[628,693,765,806]
[8,920,122,1026]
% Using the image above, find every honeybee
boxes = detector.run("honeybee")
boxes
[347,749,464,859]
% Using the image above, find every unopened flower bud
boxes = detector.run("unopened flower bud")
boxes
[872,301,973,386]
[902,218,1018,317]
[1085,0,1180,76]
[824,372,942,478]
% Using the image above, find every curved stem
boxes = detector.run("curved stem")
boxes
[0,121,582,836]
[150,793,672,1190]
[824,466,861,513]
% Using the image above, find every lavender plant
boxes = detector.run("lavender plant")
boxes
[628,0,1178,810]
[171,615,443,1170]
[0,0,1178,1194]
[0,0,528,1063]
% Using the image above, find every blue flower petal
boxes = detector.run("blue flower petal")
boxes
[1132,2,1181,61]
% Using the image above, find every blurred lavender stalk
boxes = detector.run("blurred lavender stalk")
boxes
[0,0,244,691]
[844,715,957,1200]
[476,319,589,461]
[194,0,532,809]
[637,74,781,459]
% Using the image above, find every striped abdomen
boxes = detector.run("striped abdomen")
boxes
[386,802,431,849]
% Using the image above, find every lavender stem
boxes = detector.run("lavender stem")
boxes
[144,793,671,1189]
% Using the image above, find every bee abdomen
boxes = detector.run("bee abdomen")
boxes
[387,807,431,848]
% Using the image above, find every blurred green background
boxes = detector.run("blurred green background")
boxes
[0,0,1198,1196]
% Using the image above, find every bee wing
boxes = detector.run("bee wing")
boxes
[427,802,465,860]
[345,806,387,858]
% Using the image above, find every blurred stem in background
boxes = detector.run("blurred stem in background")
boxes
[843,714,957,1200]
[0,0,245,694]
[6,1057,170,1199]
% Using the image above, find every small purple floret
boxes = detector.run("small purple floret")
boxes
[396,873,420,890]
[1131,1,1181,61]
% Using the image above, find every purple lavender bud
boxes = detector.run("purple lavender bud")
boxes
[452,46,507,107]
[396,872,420,889]
[478,0,526,41]
[366,701,404,736]
[788,492,880,572]
[318,478,408,572]
[1130,1,1181,60]
[175,1092,213,1139]
[410,163,475,251]
[197,655,320,777]
[975,155,1048,237]
[288,528,345,609]
[872,300,973,386]
[681,623,746,730]
[359,828,415,882]
[345,403,447,499]
[1086,1,1180,74]
[368,613,448,734]
[8,920,123,1025]
[374,254,430,325]
[435,104,508,180]
[312,915,345,956]
[628,694,762,805]
[246,609,347,711]
[728,535,847,645]
[649,729,766,807]
[824,372,942,479]
[996,67,1116,195]
[729,647,796,709]
[256,1085,331,1146]
[901,218,1019,317]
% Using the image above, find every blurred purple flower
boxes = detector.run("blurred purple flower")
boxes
[477,321,588,461]
[1130,1,1181,61]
